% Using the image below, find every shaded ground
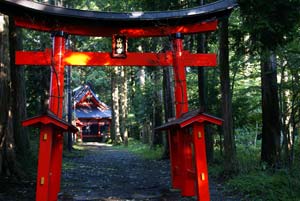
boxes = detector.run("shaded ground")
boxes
[59,142,237,201]
[0,177,35,201]
[0,142,239,201]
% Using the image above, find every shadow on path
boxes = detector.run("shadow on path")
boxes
[59,142,237,201]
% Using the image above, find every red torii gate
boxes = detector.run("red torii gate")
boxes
[0,0,237,201]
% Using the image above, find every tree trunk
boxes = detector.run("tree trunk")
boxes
[219,18,236,173]
[119,66,128,146]
[0,15,9,176]
[260,49,281,167]
[289,71,300,166]
[9,17,30,156]
[111,67,122,144]
[162,66,175,158]
[0,15,19,176]
[151,68,163,148]
[137,67,150,142]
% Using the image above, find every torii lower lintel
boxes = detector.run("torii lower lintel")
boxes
[16,50,217,67]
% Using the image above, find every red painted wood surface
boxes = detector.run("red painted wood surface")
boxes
[35,126,53,201]
[49,35,66,117]
[14,17,217,37]
[47,34,66,201]
[48,133,64,201]
[179,113,223,128]
[168,129,182,189]
[193,123,210,201]
[31,34,67,201]
[170,35,196,196]
[16,50,216,67]
[22,116,69,130]
[172,36,189,117]
[181,128,196,196]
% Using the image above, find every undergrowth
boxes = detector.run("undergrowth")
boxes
[225,169,300,201]
[210,141,300,201]
[63,143,88,158]
[115,138,164,160]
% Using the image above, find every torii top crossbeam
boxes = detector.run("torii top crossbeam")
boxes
[0,0,237,37]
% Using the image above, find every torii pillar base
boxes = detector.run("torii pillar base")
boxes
[22,111,77,201]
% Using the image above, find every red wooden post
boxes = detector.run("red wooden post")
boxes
[193,123,210,201]
[171,33,196,196]
[172,33,188,117]
[49,31,66,117]
[48,31,67,201]
[169,33,186,190]
[182,127,195,196]
[36,126,53,200]
[168,129,181,189]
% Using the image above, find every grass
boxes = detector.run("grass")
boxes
[63,143,88,158]
[114,138,164,160]
[210,140,300,201]
[224,168,300,201]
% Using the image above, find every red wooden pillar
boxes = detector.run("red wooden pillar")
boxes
[48,31,67,201]
[171,33,195,196]
[182,127,195,196]
[193,123,210,201]
[168,129,181,189]
[35,126,54,200]
[172,33,188,117]
[169,33,185,190]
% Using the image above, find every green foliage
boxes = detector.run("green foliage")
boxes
[211,144,300,200]
[225,169,300,201]
[17,128,39,179]
[236,145,260,173]
[238,0,300,50]
[209,144,260,178]
[116,138,163,160]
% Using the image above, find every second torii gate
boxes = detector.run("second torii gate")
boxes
[0,0,237,201]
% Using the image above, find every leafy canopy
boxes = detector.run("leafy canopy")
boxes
[238,0,300,50]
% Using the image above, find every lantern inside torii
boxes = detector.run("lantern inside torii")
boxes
[0,0,237,201]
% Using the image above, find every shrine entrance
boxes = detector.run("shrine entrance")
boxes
[0,1,236,201]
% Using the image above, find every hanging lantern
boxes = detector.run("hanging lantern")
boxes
[112,35,127,58]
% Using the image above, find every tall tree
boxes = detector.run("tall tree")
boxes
[260,50,281,166]
[9,17,30,158]
[162,66,175,158]
[0,15,28,177]
[111,67,122,144]
[219,17,236,173]
[151,68,163,148]
[238,0,300,167]
[119,66,128,146]
[0,14,13,176]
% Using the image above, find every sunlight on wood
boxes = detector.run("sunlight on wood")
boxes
[64,53,91,65]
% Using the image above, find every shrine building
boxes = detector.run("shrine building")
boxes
[73,84,111,141]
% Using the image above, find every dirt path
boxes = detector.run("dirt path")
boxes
[59,143,236,201]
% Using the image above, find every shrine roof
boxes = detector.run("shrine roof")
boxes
[156,109,223,130]
[73,84,109,108]
[73,84,111,119]
[0,0,237,36]
[75,107,111,119]
[22,110,78,132]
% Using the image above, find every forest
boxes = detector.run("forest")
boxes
[0,0,300,200]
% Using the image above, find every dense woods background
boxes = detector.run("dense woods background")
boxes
[1,0,300,200]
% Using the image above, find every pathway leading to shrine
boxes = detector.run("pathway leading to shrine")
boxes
[59,143,237,201]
